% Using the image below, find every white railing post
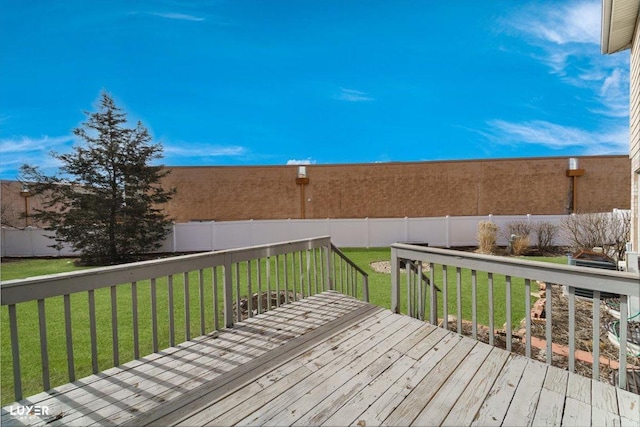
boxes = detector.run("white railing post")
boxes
[223,253,234,328]
[325,244,333,291]
[391,247,400,313]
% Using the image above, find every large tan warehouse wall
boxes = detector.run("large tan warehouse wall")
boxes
[1,155,630,226]
[161,155,630,222]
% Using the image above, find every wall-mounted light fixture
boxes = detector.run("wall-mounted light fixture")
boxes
[20,186,31,227]
[295,166,310,219]
[566,157,585,213]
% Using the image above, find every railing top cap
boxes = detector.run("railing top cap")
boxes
[0,236,334,303]
[391,243,640,280]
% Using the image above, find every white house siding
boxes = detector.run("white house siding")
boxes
[631,18,640,250]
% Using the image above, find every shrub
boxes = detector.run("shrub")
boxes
[477,221,498,254]
[561,211,630,262]
[534,221,558,253]
[503,220,533,256]
[503,220,532,239]
[511,235,530,256]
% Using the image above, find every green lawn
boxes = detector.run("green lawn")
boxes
[0,250,565,405]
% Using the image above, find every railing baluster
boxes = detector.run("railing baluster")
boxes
[546,284,552,364]
[110,286,119,366]
[168,275,175,347]
[283,253,289,304]
[213,267,219,331]
[456,267,462,334]
[306,249,311,297]
[291,253,297,302]
[8,304,22,400]
[266,257,271,312]
[592,290,600,379]
[151,278,158,352]
[417,262,424,321]
[353,268,358,298]
[37,299,50,390]
[406,261,413,318]
[319,248,325,292]
[471,270,477,340]
[199,269,205,336]
[313,248,319,295]
[506,276,512,352]
[568,285,575,373]
[339,256,344,293]
[184,272,191,340]
[223,257,234,328]
[63,294,75,381]
[257,259,262,315]
[619,295,628,389]
[525,279,531,359]
[235,263,242,322]
[429,263,437,325]
[488,273,494,347]
[264,256,271,311]
[88,290,98,373]
[299,250,305,298]
[247,260,253,317]
[442,265,448,331]
[276,254,281,307]
[131,281,139,359]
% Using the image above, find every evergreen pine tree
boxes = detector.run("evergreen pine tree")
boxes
[20,92,175,265]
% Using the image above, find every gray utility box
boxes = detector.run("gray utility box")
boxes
[567,250,619,300]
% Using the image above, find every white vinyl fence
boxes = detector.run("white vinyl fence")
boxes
[0,213,587,258]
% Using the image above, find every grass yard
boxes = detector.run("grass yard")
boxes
[0,249,565,405]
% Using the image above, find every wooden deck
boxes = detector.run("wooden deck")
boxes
[2,291,638,426]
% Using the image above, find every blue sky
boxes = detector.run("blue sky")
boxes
[0,0,630,179]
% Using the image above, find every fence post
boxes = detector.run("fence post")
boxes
[28,227,35,257]
[404,217,409,242]
[211,221,216,251]
[172,222,177,253]
[366,217,370,249]
[445,215,450,248]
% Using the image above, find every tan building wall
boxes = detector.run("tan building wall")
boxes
[1,156,630,226]
[160,155,630,222]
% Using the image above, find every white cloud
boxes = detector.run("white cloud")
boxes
[334,88,374,102]
[0,135,74,154]
[484,119,628,154]
[0,135,73,179]
[286,159,316,165]
[163,143,245,157]
[518,1,600,46]
[151,12,204,22]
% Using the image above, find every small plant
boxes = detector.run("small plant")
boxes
[511,235,530,256]
[503,220,533,255]
[534,221,558,253]
[504,220,533,239]
[477,221,498,254]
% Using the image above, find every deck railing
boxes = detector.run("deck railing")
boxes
[391,243,640,389]
[0,236,368,402]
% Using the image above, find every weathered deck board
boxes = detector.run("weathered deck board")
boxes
[2,291,635,427]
